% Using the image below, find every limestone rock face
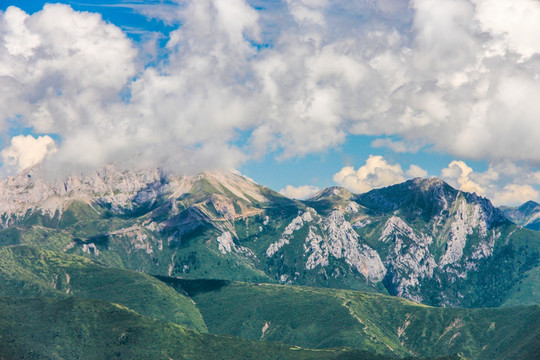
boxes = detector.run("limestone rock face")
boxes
[266,209,385,283]
[317,211,385,282]
[379,216,436,302]
[0,165,266,227]
[266,211,313,257]
[0,165,166,225]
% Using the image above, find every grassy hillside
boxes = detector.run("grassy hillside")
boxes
[0,296,423,360]
[0,247,462,360]
[0,245,206,332]
[503,264,540,307]
[158,278,540,360]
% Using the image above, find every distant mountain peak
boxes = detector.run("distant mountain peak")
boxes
[306,186,352,202]
[501,199,540,231]
[519,200,540,211]
[410,176,447,191]
[197,169,267,203]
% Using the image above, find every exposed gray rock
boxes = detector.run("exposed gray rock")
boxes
[380,216,436,301]
[304,210,386,282]
[266,211,314,257]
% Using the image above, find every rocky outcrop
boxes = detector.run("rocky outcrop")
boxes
[266,211,313,257]
[0,165,166,226]
[1,165,535,308]
[380,216,436,301]
[216,231,256,259]
[304,211,386,282]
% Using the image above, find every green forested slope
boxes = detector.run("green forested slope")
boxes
[0,296,403,360]
[159,278,540,360]
[0,245,206,332]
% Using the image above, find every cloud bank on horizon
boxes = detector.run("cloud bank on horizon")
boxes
[0,0,539,205]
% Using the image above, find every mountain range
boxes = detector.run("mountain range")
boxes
[0,165,538,359]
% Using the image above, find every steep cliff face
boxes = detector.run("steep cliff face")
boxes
[0,169,538,308]
[378,216,436,302]
[258,177,539,306]
[308,210,385,282]
[0,166,268,219]
[0,165,170,230]
[264,208,386,286]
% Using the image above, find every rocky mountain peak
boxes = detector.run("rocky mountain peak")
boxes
[517,200,540,213]
[197,170,267,204]
[410,176,446,191]
[356,177,453,214]
[0,164,168,225]
[306,186,352,202]
[501,200,540,231]
[0,166,538,311]
[0,165,270,227]
[357,177,508,228]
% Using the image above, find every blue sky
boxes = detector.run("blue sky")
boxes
[0,0,539,205]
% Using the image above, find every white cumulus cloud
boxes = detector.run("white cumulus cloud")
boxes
[333,155,427,193]
[279,184,320,199]
[0,0,539,184]
[441,160,540,205]
[1,135,57,175]
[441,160,486,195]
[491,184,540,207]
